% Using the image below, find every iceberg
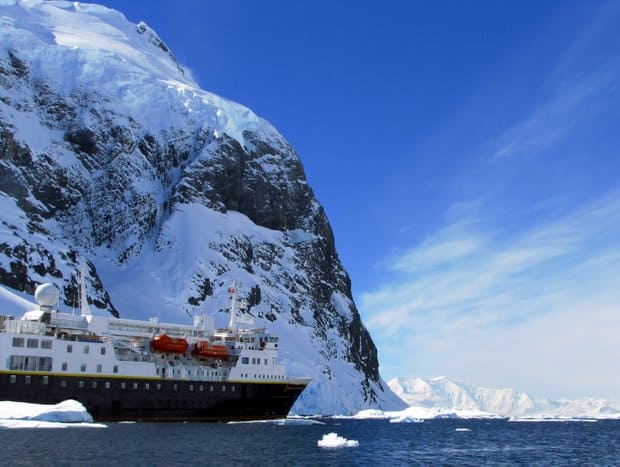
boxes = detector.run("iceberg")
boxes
[0,400,106,429]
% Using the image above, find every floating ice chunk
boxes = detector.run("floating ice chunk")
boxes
[0,400,93,423]
[317,432,359,448]
[389,414,423,423]
[228,418,325,426]
[455,428,472,432]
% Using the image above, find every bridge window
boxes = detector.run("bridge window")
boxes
[12,338,24,347]
[41,340,52,349]
[27,338,38,348]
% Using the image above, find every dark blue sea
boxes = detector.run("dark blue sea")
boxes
[2,418,619,466]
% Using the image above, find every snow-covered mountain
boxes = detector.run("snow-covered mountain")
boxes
[0,0,404,415]
[389,376,620,419]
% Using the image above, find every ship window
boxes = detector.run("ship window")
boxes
[67,344,73,353]
[43,375,49,385]
[41,340,52,349]
[199,385,204,392]
[92,381,97,389]
[79,381,84,389]
[27,338,38,348]
[100,347,106,355]
[113,365,118,374]
[80,364,86,372]
[105,381,110,389]
[145,383,150,390]
[209,385,214,392]
[222,385,226,392]
[173,383,178,391]
[12,337,24,347]
[60,380,67,388]
[62,362,68,371]
[264,359,268,365]
[25,375,31,384]
[156,383,161,390]
[133,382,138,390]
[96,364,102,373]
[120,382,126,389]
[84,345,89,354]
[38,357,52,371]
[241,357,249,364]
[231,386,236,392]
[189,384,194,392]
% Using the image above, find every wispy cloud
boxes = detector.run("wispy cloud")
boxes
[488,2,620,162]
[361,190,620,398]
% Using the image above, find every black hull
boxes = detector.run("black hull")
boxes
[0,372,307,422]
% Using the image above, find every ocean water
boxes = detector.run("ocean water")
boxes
[1,418,619,466]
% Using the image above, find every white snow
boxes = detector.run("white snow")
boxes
[0,400,106,429]
[317,432,359,449]
[0,0,270,144]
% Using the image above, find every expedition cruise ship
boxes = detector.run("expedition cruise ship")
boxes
[0,280,310,421]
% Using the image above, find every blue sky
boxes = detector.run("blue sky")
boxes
[101,0,620,400]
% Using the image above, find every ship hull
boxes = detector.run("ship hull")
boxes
[0,371,307,421]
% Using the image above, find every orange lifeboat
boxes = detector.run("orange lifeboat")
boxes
[192,340,228,359]
[150,334,189,354]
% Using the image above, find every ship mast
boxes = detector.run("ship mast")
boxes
[228,282,237,330]
[79,267,92,317]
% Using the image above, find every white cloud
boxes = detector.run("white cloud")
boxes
[362,190,620,399]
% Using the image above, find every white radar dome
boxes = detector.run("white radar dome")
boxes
[34,283,60,307]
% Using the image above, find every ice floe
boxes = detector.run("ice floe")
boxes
[317,432,359,448]
[0,400,106,429]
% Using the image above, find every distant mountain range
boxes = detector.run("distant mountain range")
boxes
[388,376,620,419]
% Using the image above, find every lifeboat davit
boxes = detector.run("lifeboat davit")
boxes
[150,334,189,354]
[192,341,228,359]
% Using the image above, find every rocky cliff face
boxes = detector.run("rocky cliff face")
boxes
[0,0,403,414]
